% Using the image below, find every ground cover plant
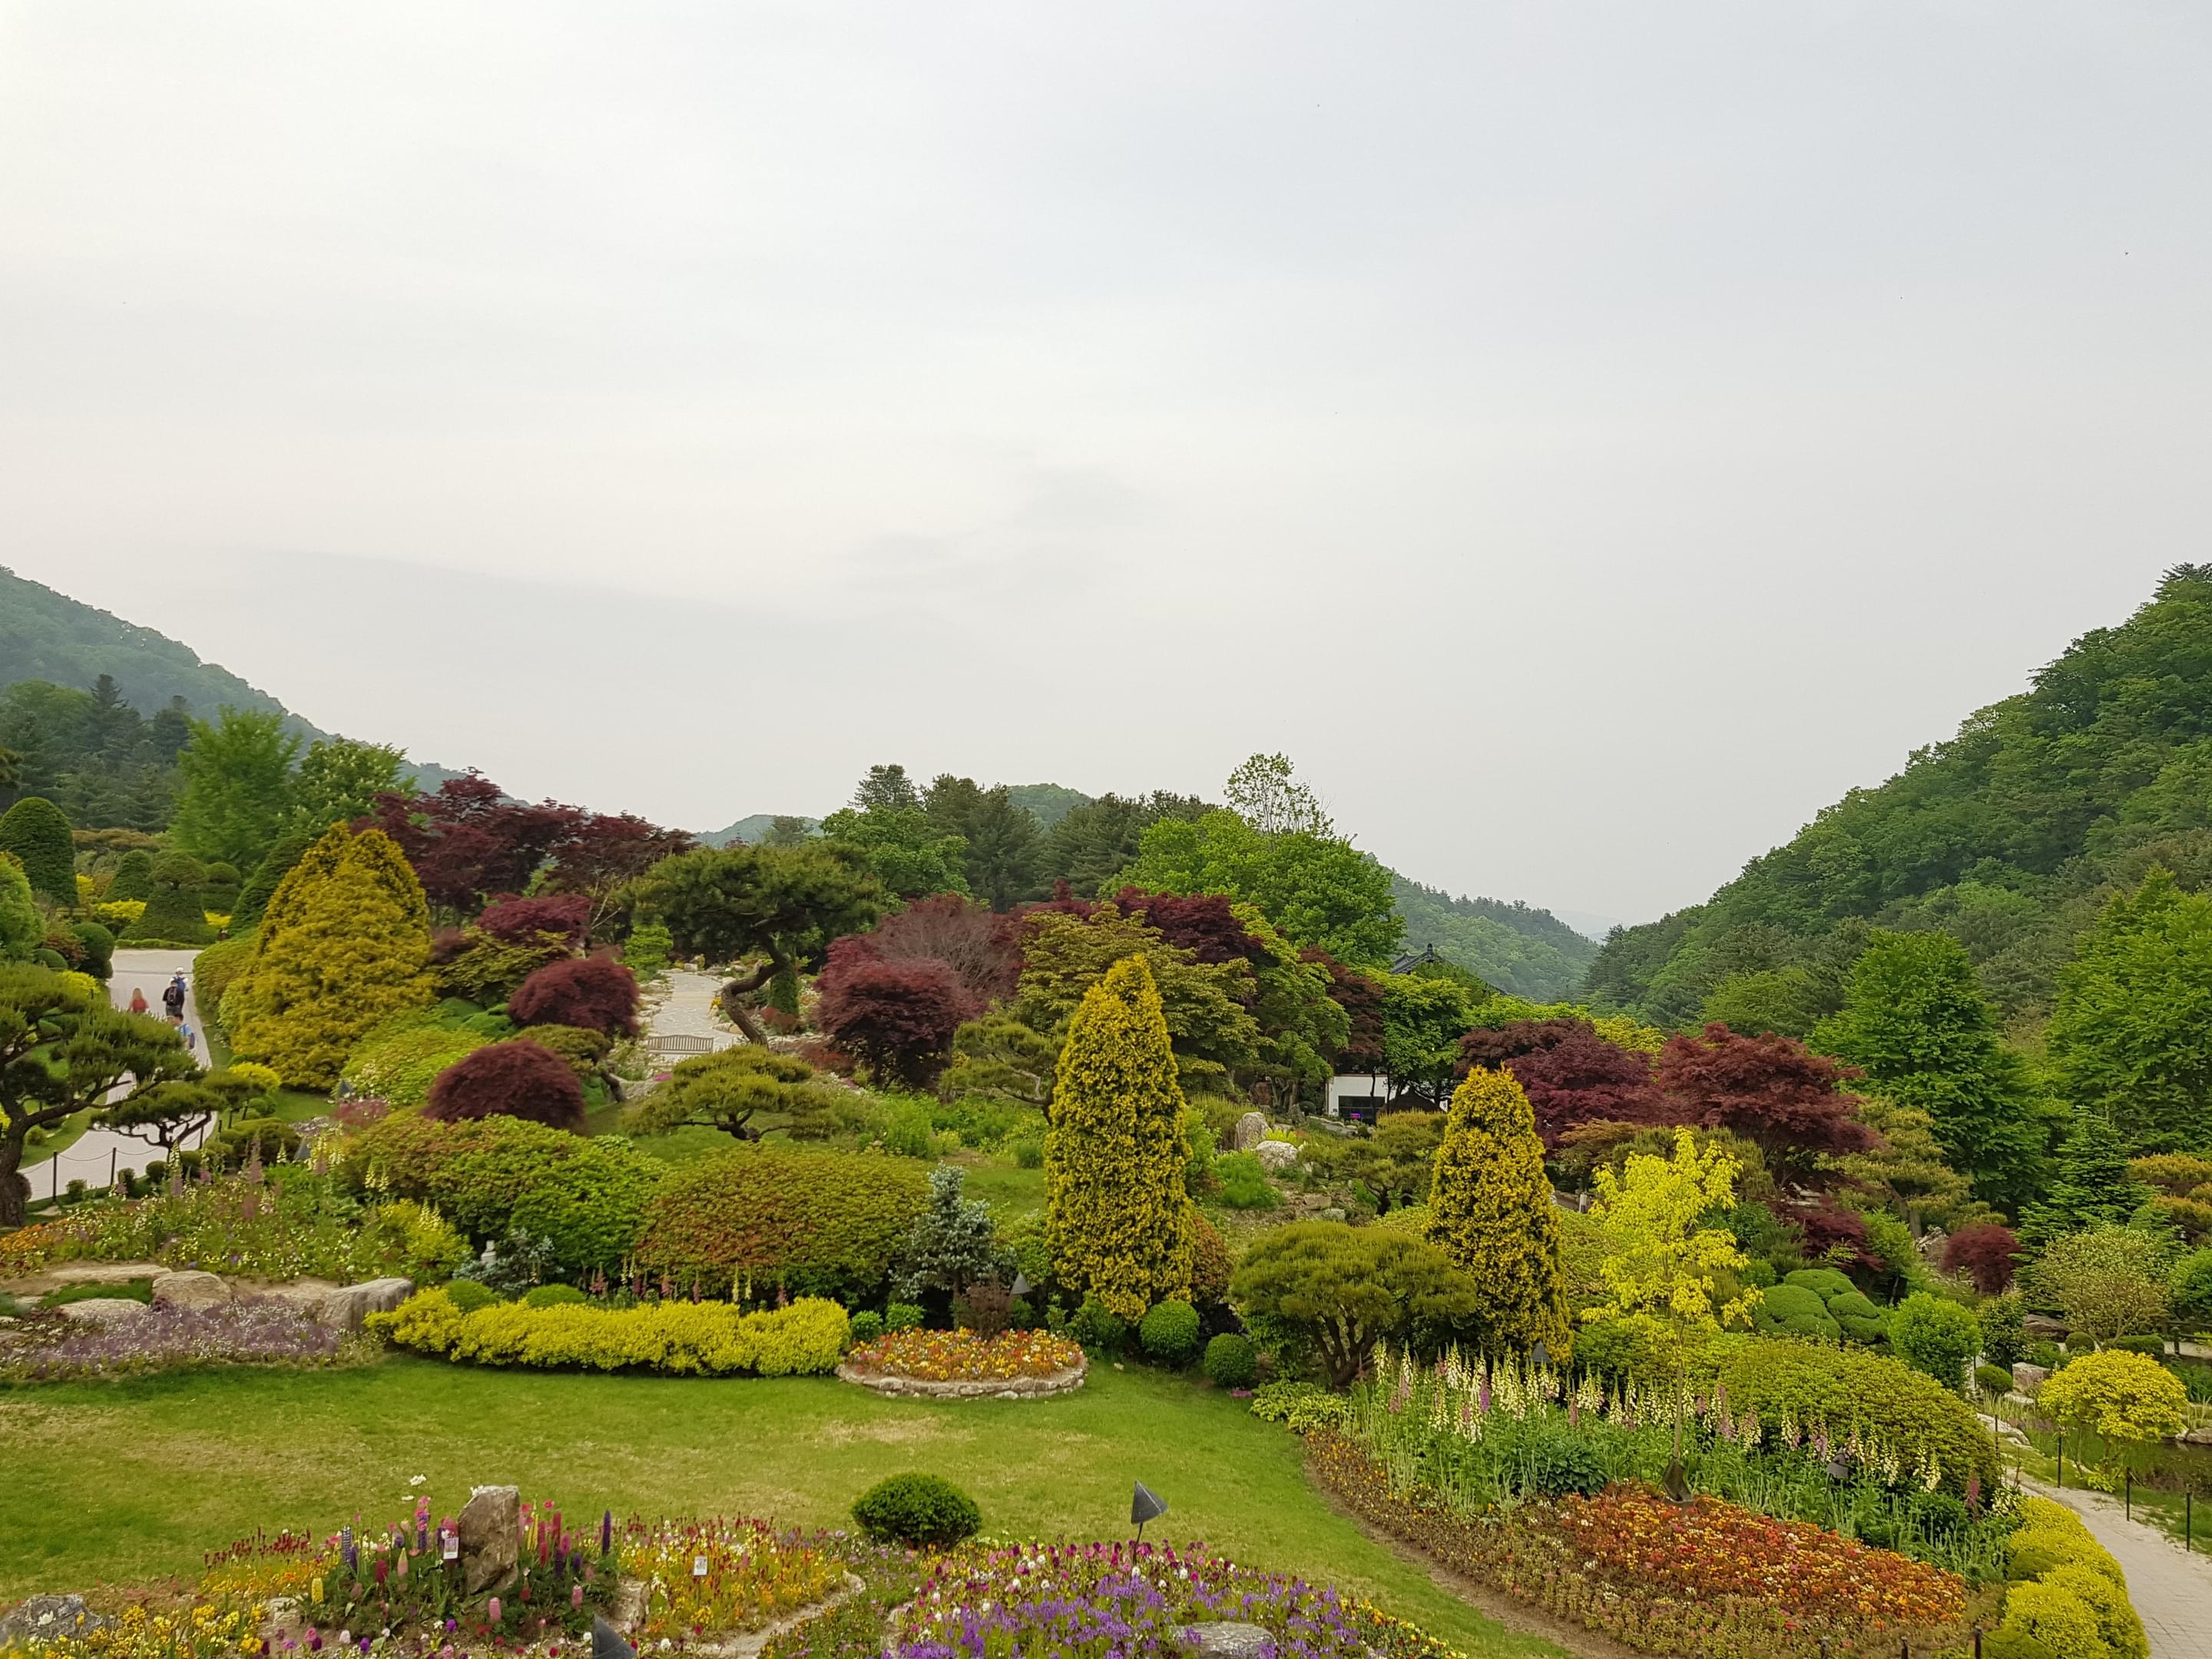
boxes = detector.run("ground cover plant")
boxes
[369,1287,849,1376]
[0,1301,349,1383]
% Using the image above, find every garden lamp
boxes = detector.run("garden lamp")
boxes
[1131,1482,1168,1541]
[1012,1273,1033,1298]
[591,1614,634,1659]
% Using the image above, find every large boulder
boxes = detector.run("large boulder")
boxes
[151,1270,233,1311]
[1230,1111,1268,1151]
[317,1278,416,1333]
[1181,1624,1273,1659]
[459,1485,520,1594]
[57,1297,147,1326]
[2012,1362,2051,1393]
[0,1594,107,1647]
[1252,1139,1299,1173]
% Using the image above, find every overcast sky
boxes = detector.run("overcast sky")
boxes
[5,3,2209,929]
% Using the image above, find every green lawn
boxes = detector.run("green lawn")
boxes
[0,1358,1555,1657]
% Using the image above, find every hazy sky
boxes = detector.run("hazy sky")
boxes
[5,4,2209,929]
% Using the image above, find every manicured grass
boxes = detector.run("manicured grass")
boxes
[960,1161,1048,1216]
[19,1109,94,1171]
[0,1358,1555,1657]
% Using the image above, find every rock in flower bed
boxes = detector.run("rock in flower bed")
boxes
[1306,1431,1987,1659]
[0,1302,351,1383]
[886,1540,1462,1659]
[837,1329,1085,1398]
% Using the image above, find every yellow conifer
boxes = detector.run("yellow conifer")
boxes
[1426,1065,1571,1356]
[1046,955,1196,1319]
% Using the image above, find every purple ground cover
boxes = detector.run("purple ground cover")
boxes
[2,1301,343,1381]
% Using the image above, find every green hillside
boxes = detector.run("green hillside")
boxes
[1390,874,1601,1001]
[1,565,306,734]
[1586,563,2212,1028]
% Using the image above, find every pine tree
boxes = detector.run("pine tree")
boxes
[2018,1107,2148,1247]
[0,796,75,905]
[124,853,214,945]
[224,824,435,1087]
[1426,1065,1571,1356]
[1045,954,1196,1319]
[108,848,155,902]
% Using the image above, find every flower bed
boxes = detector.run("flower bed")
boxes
[616,1518,845,1641]
[886,1540,1463,1659]
[1308,1432,1986,1659]
[0,1303,349,1383]
[837,1329,1085,1399]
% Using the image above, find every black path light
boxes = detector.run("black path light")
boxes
[591,1614,634,1659]
[1131,1482,1169,1541]
[1012,1272,1033,1298]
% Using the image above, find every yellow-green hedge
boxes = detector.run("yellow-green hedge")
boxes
[1992,1496,2145,1659]
[369,1287,848,1376]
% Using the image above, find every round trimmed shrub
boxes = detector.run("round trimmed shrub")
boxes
[346,1111,663,1276]
[1890,1292,1982,1390]
[1139,1299,1202,1367]
[0,796,75,903]
[1977,1363,2017,1399]
[849,1474,981,1548]
[1750,1282,1842,1342]
[1203,1332,1258,1389]
[2108,1334,2167,1358]
[509,957,641,1038]
[522,1283,588,1307]
[425,1039,587,1133]
[1068,1296,1129,1354]
[71,921,114,980]
[847,1310,885,1344]
[127,852,214,945]
[445,1279,503,1313]
[108,848,155,902]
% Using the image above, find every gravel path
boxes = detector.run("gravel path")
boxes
[21,948,213,1198]
[644,969,743,1051]
[2024,1478,2212,1659]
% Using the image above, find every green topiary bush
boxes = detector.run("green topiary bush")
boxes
[849,1474,982,1548]
[346,1111,664,1276]
[0,796,75,904]
[126,852,215,945]
[523,1283,588,1307]
[847,1310,885,1344]
[885,1303,925,1332]
[1977,1363,2018,1399]
[1750,1281,1842,1342]
[71,921,114,981]
[445,1279,503,1313]
[108,848,155,903]
[1138,1299,1202,1366]
[1203,1332,1258,1389]
[1692,1334,2002,1495]
[1889,1292,1983,1390]
[1068,1295,1129,1354]
[340,1021,488,1107]
[2108,1334,2167,1358]
[1775,1267,1889,1345]
[631,1144,931,1304]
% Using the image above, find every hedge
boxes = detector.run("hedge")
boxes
[369,1287,848,1376]
[346,1112,663,1275]
[340,1022,488,1107]
[631,1144,930,1303]
[1691,1335,2001,1495]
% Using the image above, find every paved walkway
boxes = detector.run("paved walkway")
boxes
[2024,1478,2212,1659]
[644,969,743,1051]
[21,948,213,1199]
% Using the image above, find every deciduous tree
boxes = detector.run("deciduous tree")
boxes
[1654,1023,1877,1181]
[1584,1128,1758,1344]
[863,894,1022,1005]
[2032,1226,2171,1346]
[1462,1018,1664,1148]
[423,1038,586,1133]
[170,709,300,871]
[1230,1221,1479,1387]
[283,738,408,838]
[508,956,641,1038]
[814,938,974,1088]
[1120,807,1401,966]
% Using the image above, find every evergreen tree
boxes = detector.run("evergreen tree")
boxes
[2019,1108,2149,1247]
[124,852,214,945]
[224,824,435,1087]
[169,709,299,872]
[2048,868,2212,1152]
[108,847,155,902]
[0,854,41,962]
[0,796,75,904]
[1814,930,2045,1210]
[1426,1065,1571,1356]
[892,1166,1012,1306]
[231,831,313,927]
[1045,954,1196,1319]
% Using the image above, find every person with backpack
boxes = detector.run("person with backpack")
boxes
[162,974,187,1022]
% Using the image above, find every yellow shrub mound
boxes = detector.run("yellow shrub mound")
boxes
[371,1288,848,1376]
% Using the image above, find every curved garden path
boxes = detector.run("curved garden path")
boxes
[20,948,213,1200]
[642,967,742,1052]
[2022,1478,2212,1659]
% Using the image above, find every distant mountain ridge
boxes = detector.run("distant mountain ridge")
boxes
[0,565,461,790]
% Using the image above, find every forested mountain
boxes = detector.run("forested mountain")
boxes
[1586,564,2212,1028]
[1390,875,1601,1000]
[0,566,459,816]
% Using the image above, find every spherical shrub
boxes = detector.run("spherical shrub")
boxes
[1890,1291,1982,1390]
[1203,1332,1258,1389]
[1976,1363,2018,1399]
[522,1283,588,1307]
[1139,1300,1202,1366]
[445,1279,503,1313]
[1068,1296,1128,1354]
[509,956,641,1038]
[424,1039,588,1133]
[849,1473,981,1548]
[847,1310,885,1345]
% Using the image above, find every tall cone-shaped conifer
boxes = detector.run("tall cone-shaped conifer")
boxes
[224,823,435,1087]
[1046,954,1196,1319]
[1427,1065,1571,1356]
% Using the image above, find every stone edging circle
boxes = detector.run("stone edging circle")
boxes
[835,1359,1087,1400]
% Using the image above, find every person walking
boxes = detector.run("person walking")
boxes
[128,986,150,1015]
[162,973,186,1023]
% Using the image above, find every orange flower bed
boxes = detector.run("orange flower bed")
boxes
[843,1328,1082,1382]
[1548,1485,1966,1631]
[0,1220,73,1275]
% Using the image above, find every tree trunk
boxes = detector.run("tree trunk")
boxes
[0,1129,29,1229]
[719,952,786,1047]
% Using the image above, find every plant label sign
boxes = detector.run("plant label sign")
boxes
[693,1557,708,1580]
[442,1532,460,1561]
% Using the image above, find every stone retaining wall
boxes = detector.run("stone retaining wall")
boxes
[836,1359,1086,1400]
